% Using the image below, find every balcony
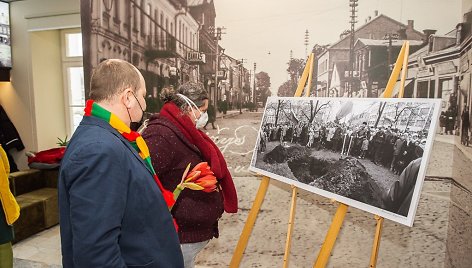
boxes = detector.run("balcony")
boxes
[144,33,177,60]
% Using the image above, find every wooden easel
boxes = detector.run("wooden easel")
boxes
[230,53,315,268]
[230,42,410,268]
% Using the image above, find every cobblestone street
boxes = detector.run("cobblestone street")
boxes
[12,111,472,267]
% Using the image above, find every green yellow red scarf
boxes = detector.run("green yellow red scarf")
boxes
[84,100,176,213]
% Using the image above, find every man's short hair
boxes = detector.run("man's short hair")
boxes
[89,59,142,101]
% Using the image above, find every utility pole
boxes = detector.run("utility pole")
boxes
[212,26,225,108]
[238,59,246,114]
[304,30,310,58]
[253,62,257,111]
[348,0,358,97]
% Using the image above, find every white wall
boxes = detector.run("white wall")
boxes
[0,0,80,170]
[30,30,66,150]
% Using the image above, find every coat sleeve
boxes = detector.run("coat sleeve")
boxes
[0,145,20,225]
[382,158,421,214]
[65,141,128,268]
[144,129,178,191]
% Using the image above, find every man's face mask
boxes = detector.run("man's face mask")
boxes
[128,92,145,132]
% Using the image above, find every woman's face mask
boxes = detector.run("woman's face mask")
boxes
[195,111,208,129]
[177,94,208,129]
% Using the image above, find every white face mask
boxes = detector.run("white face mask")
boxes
[177,94,208,128]
[196,112,208,129]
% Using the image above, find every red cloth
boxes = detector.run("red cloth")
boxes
[160,102,238,213]
[27,147,66,164]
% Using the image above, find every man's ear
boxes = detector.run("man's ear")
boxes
[121,88,133,109]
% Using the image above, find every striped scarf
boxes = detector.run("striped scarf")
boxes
[84,100,176,211]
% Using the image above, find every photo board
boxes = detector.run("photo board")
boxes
[250,96,441,226]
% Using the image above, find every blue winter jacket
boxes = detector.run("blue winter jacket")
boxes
[58,116,184,268]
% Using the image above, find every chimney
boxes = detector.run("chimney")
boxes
[423,29,437,41]
[397,27,407,40]
[368,16,371,21]
[407,20,414,30]
[423,29,437,50]
[374,10,379,17]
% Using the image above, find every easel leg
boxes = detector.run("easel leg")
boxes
[369,216,384,268]
[313,203,349,268]
[230,176,271,268]
[283,185,298,268]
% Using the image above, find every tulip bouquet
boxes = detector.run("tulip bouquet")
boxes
[172,162,217,206]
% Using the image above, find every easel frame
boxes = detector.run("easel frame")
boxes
[230,42,410,268]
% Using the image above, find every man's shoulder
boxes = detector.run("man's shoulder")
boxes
[64,125,127,161]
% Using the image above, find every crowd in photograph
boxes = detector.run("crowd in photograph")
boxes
[259,119,427,176]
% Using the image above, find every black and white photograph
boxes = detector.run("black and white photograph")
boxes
[0,1,11,68]
[250,96,441,226]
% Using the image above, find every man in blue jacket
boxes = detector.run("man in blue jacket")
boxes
[58,59,184,267]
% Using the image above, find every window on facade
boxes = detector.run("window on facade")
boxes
[64,32,82,57]
[141,0,145,35]
[160,13,164,41]
[429,80,436,98]
[155,10,159,45]
[133,4,138,31]
[417,81,428,98]
[61,29,84,136]
[439,78,453,109]
[114,0,120,21]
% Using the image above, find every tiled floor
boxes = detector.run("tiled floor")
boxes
[12,226,211,267]
[13,226,62,267]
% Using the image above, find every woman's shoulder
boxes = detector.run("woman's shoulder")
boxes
[144,116,179,136]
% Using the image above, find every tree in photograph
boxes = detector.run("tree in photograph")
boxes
[255,71,272,106]
[274,99,284,126]
[309,100,331,122]
[391,103,423,128]
[374,102,387,128]
[287,58,305,82]
[277,80,297,97]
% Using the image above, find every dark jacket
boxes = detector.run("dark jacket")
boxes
[207,104,216,123]
[0,105,24,151]
[383,157,422,216]
[58,116,183,268]
[142,114,224,243]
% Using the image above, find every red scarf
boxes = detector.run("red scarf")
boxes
[160,102,238,213]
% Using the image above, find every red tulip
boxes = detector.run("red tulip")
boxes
[172,162,218,208]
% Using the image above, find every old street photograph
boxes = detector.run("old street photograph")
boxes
[4,0,472,267]
[251,97,440,225]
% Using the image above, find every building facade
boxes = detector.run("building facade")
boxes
[315,13,425,98]
[81,0,200,112]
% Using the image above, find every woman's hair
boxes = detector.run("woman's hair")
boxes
[160,82,208,110]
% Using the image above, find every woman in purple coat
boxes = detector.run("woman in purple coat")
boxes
[142,83,238,268]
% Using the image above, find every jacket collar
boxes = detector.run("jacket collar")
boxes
[80,116,153,175]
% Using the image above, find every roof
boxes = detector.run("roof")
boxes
[355,38,424,47]
[327,14,425,50]
[408,45,429,59]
